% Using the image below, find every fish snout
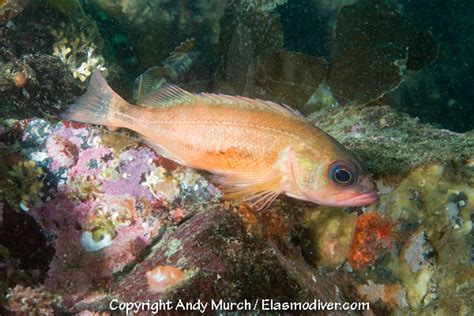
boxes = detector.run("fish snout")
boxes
[357,175,379,204]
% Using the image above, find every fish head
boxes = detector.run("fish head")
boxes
[286,146,379,207]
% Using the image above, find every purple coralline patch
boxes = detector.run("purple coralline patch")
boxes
[5,118,220,308]
[31,193,92,235]
[69,147,113,179]
[100,148,156,200]
[44,220,149,306]
[12,120,173,305]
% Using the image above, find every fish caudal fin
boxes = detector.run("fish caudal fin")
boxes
[61,69,128,128]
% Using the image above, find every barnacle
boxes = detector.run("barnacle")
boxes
[80,229,113,252]
[80,215,116,252]
[66,174,101,202]
[141,166,180,202]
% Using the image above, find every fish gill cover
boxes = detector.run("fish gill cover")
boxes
[0,0,473,315]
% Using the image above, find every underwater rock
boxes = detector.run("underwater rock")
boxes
[74,206,350,312]
[0,118,220,306]
[5,285,64,315]
[219,0,437,113]
[0,97,472,314]
[301,207,357,268]
[379,162,473,311]
[0,54,83,121]
[218,5,284,95]
[327,0,437,106]
[305,103,473,313]
[382,1,474,132]
[308,104,473,176]
[0,0,29,22]
[253,51,328,114]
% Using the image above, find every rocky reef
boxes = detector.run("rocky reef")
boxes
[1,99,472,315]
[306,103,473,314]
[0,0,473,315]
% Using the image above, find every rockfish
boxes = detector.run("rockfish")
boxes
[62,70,378,209]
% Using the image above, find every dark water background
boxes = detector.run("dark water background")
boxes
[83,0,473,131]
[2,0,473,132]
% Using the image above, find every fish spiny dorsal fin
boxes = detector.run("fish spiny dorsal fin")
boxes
[133,66,170,104]
[201,93,307,120]
[138,83,196,108]
[139,84,306,121]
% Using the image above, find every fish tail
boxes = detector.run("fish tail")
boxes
[61,69,129,128]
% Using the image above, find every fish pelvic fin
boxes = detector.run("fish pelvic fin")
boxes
[213,171,282,211]
[61,69,129,128]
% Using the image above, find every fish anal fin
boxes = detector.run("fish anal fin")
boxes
[213,172,282,210]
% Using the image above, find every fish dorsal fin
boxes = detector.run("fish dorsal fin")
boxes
[201,93,306,120]
[133,66,170,103]
[212,171,282,210]
[139,84,306,121]
[138,83,195,108]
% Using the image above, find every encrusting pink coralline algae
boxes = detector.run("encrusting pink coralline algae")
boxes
[10,118,220,305]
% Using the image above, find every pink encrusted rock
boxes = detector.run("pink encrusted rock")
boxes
[100,148,157,200]
[46,134,79,171]
[44,220,149,306]
[73,207,351,315]
[69,146,113,179]
[30,191,156,306]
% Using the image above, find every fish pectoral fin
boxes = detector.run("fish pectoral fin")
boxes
[213,172,282,210]
[139,136,186,165]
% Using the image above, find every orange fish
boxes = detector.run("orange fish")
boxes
[62,70,378,209]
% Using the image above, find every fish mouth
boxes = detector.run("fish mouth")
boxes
[341,191,379,207]
[297,190,380,207]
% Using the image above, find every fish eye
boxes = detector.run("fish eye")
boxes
[328,162,356,186]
